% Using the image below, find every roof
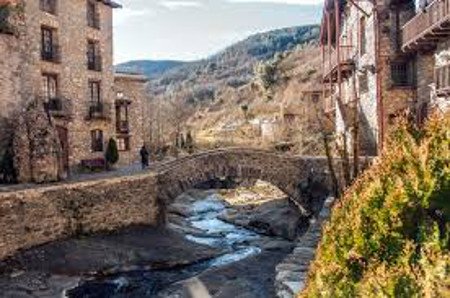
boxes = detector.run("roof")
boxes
[98,0,122,9]
[114,71,148,82]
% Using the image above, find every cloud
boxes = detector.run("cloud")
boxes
[158,0,203,10]
[114,7,154,25]
[226,0,322,5]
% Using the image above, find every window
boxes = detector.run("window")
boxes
[89,81,101,103]
[91,130,103,152]
[391,61,414,87]
[359,17,366,56]
[40,0,57,14]
[116,103,129,133]
[41,73,58,101]
[87,0,100,29]
[117,137,130,151]
[41,27,58,62]
[87,40,101,71]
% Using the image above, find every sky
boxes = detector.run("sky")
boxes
[113,0,323,63]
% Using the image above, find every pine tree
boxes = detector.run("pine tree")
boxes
[105,138,119,169]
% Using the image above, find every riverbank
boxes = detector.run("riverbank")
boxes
[0,182,309,297]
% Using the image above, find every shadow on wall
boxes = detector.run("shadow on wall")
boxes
[358,107,378,156]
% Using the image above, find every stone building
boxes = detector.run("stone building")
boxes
[113,72,148,166]
[320,0,416,155]
[401,0,450,116]
[0,0,149,183]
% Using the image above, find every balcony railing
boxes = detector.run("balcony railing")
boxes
[435,64,450,95]
[323,45,355,82]
[41,44,61,63]
[86,102,111,120]
[116,120,130,134]
[88,56,102,71]
[44,97,72,118]
[402,0,450,51]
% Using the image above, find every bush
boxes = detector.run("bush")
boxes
[105,138,119,168]
[301,114,450,297]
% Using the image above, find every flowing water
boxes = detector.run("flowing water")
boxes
[66,192,276,297]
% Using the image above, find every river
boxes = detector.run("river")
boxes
[0,185,303,297]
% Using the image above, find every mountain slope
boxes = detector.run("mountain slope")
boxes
[116,60,186,78]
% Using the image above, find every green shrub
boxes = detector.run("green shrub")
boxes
[301,113,450,297]
[105,138,119,168]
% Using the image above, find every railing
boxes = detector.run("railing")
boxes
[86,102,111,120]
[41,44,61,63]
[402,0,450,49]
[88,55,102,71]
[44,97,72,118]
[435,64,450,94]
[116,120,130,133]
[323,45,354,78]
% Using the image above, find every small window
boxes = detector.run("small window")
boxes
[359,17,366,56]
[41,73,58,101]
[117,137,130,151]
[87,0,100,29]
[391,61,414,87]
[87,40,101,71]
[40,0,57,14]
[41,27,59,62]
[359,73,369,93]
[91,129,103,152]
[89,81,101,103]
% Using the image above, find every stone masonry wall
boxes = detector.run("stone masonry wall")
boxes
[0,173,159,260]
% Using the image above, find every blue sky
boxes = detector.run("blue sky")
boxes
[113,0,323,63]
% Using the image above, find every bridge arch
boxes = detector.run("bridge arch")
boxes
[154,148,331,223]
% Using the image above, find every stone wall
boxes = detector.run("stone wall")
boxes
[0,172,159,260]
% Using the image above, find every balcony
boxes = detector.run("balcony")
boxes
[44,97,72,118]
[435,64,450,95]
[41,44,61,63]
[116,120,130,134]
[88,56,102,71]
[86,102,111,120]
[323,45,355,83]
[402,0,450,52]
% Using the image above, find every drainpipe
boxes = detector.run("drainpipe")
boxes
[374,5,384,154]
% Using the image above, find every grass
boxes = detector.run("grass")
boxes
[301,113,450,297]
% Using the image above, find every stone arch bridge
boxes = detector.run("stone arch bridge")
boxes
[153,148,331,221]
[0,148,333,259]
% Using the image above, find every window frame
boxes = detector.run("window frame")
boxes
[390,60,415,88]
[40,0,57,15]
[88,80,102,104]
[87,0,100,29]
[41,73,58,101]
[117,136,130,152]
[359,16,367,56]
[90,129,104,152]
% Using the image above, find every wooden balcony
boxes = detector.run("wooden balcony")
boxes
[323,45,355,83]
[402,0,450,52]
[435,64,450,95]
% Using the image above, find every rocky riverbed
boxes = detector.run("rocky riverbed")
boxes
[0,182,312,298]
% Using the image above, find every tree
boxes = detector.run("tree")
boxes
[105,138,119,169]
[185,131,194,154]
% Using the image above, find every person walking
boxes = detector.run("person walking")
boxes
[140,145,150,169]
